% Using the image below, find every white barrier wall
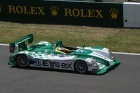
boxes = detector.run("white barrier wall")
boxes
[123,2,140,28]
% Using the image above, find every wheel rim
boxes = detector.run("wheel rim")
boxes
[17,55,29,67]
[75,61,87,74]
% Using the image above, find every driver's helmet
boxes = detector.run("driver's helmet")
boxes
[56,40,64,50]
[55,40,71,53]
[56,40,63,47]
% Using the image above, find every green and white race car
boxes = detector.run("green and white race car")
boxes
[8,34,120,74]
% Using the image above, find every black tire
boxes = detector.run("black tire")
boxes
[16,55,29,68]
[74,60,87,74]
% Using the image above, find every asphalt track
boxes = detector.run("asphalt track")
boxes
[0,45,140,93]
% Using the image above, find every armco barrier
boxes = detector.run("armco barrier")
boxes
[0,0,123,27]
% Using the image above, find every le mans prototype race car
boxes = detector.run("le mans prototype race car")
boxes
[8,34,120,74]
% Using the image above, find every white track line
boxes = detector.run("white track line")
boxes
[0,44,9,46]
[0,44,140,55]
[113,52,140,56]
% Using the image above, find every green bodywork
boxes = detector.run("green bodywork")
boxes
[10,34,33,53]
[8,34,120,74]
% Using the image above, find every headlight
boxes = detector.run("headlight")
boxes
[91,60,99,68]
[86,58,99,68]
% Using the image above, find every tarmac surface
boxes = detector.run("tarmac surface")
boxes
[0,45,140,93]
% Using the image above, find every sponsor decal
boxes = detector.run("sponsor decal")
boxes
[34,59,42,66]
[43,60,72,69]
[2,4,120,21]
[64,8,104,18]
[42,60,50,66]
[8,5,45,15]
[109,8,119,19]
[50,6,58,16]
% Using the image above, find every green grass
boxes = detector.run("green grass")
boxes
[0,21,140,53]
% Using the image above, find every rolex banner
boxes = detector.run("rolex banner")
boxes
[0,0,123,27]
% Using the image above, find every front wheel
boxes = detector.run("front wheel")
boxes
[74,60,87,74]
[16,55,29,68]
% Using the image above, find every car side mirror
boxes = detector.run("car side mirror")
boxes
[82,44,86,49]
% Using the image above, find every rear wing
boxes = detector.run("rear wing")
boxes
[9,34,33,53]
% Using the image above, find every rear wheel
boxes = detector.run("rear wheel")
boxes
[74,60,87,74]
[16,55,29,68]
